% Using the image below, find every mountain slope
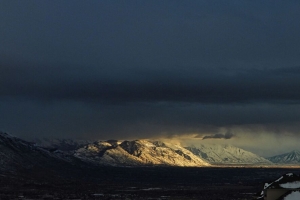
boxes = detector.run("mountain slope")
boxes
[0,132,78,172]
[1,132,278,168]
[186,144,272,165]
[74,140,143,166]
[32,138,91,151]
[267,150,300,164]
[74,140,210,167]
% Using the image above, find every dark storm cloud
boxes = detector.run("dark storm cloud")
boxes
[202,132,235,140]
[1,99,299,140]
[1,1,300,140]
[1,60,300,104]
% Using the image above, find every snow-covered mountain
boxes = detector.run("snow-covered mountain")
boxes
[1,132,279,169]
[267,150,300,164]
[74,140,210,167]
[185,144,272,165]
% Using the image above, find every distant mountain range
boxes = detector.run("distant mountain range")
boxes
[185,144,272,165]
[35,138,273,166]
[267,150,300,164]
[1,132,300,172]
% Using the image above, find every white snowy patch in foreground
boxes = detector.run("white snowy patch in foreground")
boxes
[280,181,300,189]
[284,191,300,200]
[275,176,283,182]
[264,182,271,189]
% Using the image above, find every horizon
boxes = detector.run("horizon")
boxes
[3,131,298,158]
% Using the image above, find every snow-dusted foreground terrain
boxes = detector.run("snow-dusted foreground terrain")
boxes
[284,191,300,200]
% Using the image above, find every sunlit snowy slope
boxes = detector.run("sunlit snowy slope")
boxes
[74,140,210,167]
[186,144,272,165]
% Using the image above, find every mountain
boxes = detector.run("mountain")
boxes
[267,150,300,164]
[1,132,275,168]
[33,138,91,151]
[0,132,79,172]
[186,144,272,165]
[74,140,211,167]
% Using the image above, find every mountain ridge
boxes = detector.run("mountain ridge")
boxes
[5,132,300,170]
[0,132,82,172]
[185,144,272,165]
[267,150,300,164]
[74,140,211,167]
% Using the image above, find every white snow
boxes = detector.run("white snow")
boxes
[187,144,272,164]
[275,176,284,182]
[268,151,300,164]
[264,182,271,189]
[74,140,211,167]
[280,181,300,189]
[284,191,300,200]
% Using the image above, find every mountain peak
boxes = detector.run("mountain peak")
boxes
[267,150,300,164]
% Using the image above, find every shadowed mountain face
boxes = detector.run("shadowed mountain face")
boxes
[267,150,300,164]
[32,138,91,151]
[0,132,87,174]
[0,133,106,185]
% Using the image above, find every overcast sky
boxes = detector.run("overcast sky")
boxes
[1,1,300,156]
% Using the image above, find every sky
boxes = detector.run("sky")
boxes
[1,1,300,156]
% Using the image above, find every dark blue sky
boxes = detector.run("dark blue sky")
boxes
[1,1,300,154]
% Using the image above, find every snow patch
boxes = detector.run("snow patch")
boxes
[280,181,300,189]
[275,176,284,182]
[264,183,271,189]
[284,191,300,200]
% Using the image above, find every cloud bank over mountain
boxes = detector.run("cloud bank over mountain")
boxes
[1,1,300,156]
